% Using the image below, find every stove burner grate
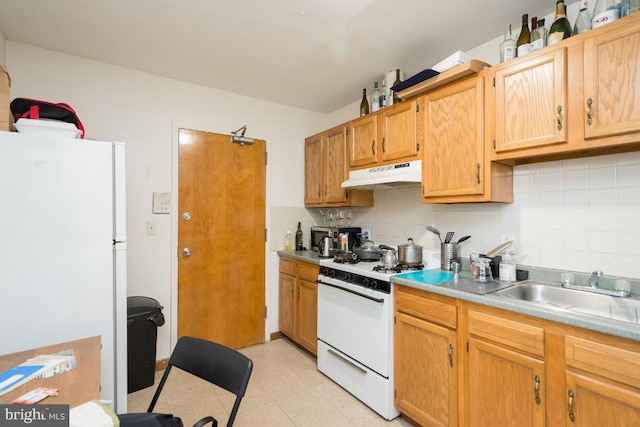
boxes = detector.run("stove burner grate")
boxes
[372,264,425,273]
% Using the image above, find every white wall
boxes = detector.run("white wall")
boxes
[7,42,329,359]
[0,29,6,63]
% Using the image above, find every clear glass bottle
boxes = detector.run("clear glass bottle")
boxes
[592,0,620,28]
[283,230,292,252]
[499,24,517,62]
[370,81,382,112]
[531,18,548,51]
[574,0,593,35]
[380,80,388,108]
[548,0,573,45]
[516,14,532,57]
[359,88,369,117]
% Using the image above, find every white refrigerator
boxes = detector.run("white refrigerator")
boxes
[0,130,128,412]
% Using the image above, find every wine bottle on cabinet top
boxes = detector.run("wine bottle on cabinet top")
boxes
[531,17,547,51]
[573,0,593,35]
[516,13,531,56]
[499,24,517,62]
[548,0,572,45]
[392,69,402,104]
[360,88,369,116]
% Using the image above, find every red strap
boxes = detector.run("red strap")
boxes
[29,105,40,119]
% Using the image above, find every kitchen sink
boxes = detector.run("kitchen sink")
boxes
[493,281,640,325]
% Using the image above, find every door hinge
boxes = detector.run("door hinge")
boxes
[416,103,420,113]
[265,305,268,319]
[265,151,268,166]
[493,77,496,87]
[493,139,496,149]
[416,143,420,152]
[466,341,470,352]
[265,228,268,242]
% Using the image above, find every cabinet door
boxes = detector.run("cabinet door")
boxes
[304,133,323,205]
[297,278,318,355]
[323,125,348,204]
[468,338,545,427]
[565,373,640,427]
[395,311,457,427]
[379,100,419,162]
[423,77,484,198]
[494,48,568,152]
[347,114,378,168]
[278,272,295,338]
[584,23,640,140]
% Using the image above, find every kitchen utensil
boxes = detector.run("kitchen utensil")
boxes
[352,239,382,261]
[330,249,357,263]
[444,231,454,243]
[379,244,398,268]
[425,226,442,242]
[440,242,459,270]
[485,241,513,258]
[397,238,423,265]
[456,235,471,244]
[318,236,333,257]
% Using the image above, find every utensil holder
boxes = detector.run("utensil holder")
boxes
[441,243,459,270]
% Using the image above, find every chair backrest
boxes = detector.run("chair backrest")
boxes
[147,336,253,427]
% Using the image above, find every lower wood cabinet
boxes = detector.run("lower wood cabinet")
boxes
[394,285,640,426]
[278,257,318,355]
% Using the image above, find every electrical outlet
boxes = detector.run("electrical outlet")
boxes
[146,221,157,236]
[361,228,372,241]
[500,233,514,245]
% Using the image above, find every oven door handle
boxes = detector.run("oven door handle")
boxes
[317,280,385,303]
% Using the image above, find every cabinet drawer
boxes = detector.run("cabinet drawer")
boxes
[298,261,319,282]
[279,258,297,276]
[468,309,544,357]
[395,287,457,329]
[565,335,640,389]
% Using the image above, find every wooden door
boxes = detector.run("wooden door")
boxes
[468,338,545,427]
[395,312,457,427]
[380,99,419,162]
[423,77,484,198]
[324,124,348,204]
[304,133,323,205]
[348,114,378,168]
[494,48,568,152]
[583,23,640,140]
[178,128,265,349]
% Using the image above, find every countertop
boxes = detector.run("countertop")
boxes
[392,272,640,343]
[276,250,640,342]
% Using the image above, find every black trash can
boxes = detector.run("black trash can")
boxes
[127,296,165,393]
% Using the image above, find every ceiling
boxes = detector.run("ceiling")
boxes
[0,0,569,113]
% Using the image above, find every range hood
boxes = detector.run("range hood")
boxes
[341,160,422,190]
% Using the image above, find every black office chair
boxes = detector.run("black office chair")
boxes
[119,336,253,427]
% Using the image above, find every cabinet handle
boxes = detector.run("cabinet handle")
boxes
[557,105,563,131]
[382,137,386,153]
[448,344,454,367]
[586,98,593,126]
[568,389,576,423]
[371,140,376,155]
[534,375,541,405]
[476,163,481,184]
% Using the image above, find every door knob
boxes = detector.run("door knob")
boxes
[183,211,192,220]
[183,247,191,257]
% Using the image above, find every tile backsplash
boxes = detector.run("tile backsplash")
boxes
[314,151,640,280]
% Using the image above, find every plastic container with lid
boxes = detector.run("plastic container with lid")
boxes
[499,251,517,282]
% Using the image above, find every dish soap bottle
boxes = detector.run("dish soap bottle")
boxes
[499,251,517,282]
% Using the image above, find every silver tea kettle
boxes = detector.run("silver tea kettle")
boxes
[318,236,333,258]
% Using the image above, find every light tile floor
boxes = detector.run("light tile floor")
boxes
[128,338,412,426]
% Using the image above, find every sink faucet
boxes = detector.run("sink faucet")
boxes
[589,270,603,288]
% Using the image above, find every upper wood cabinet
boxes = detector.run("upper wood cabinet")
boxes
[489,13,640,162]
[304,125,373,208]
[347,114,378,168]
[422,75,513,203]
[493,48,568,153]
[378,99,420,162]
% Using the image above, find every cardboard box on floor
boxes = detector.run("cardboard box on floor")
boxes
[0,65,12,132]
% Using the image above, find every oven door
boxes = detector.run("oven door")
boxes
[317,275,392,377]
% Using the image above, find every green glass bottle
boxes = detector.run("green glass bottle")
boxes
[548,0,572,45]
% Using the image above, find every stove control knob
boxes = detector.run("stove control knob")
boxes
[370,280,378,290]
[320,267,328,276]
[329,269,336,278]
[363,278,370,287]
[344,273,352,283]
